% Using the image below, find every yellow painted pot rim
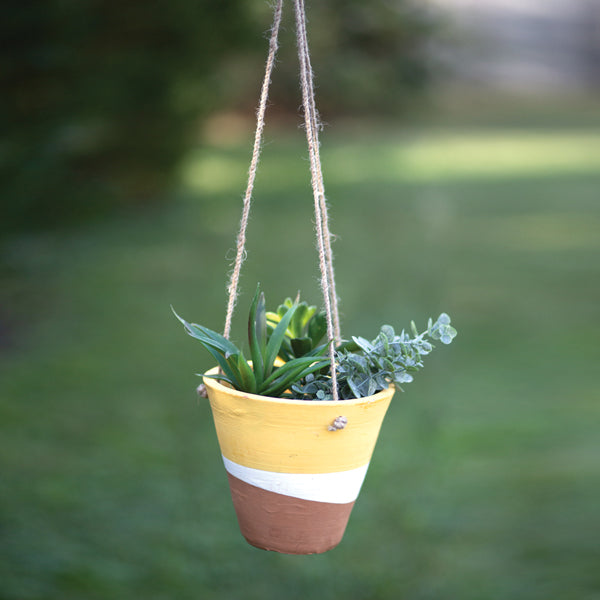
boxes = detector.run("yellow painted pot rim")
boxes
[203,366,395,406]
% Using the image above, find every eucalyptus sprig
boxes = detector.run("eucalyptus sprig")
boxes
[291,314,457,400]
[172,285,330,398]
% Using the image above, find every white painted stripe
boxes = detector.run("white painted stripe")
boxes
[222,455,370,504]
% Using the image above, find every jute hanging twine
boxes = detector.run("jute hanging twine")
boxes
[222,0,341,400]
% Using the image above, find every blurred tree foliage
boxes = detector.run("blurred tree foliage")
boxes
[0,0,435,237]
[0,0,258,235]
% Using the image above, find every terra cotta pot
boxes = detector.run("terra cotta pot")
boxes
[203,367,394,554]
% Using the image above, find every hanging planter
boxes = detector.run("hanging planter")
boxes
[203,370,394,554]
[173,0,457,554]
[174,286,456,554]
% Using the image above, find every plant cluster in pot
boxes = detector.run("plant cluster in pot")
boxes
[173,284,457,555]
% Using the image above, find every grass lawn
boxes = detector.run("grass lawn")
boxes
[1,123,599,599]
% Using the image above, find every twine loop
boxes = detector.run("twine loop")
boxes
[222,0,341,400]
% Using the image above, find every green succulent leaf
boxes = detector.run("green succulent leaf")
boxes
[248,285,265,388]
[266,298,327,361]
[203,344,239,385]
[260,355,329,390]
[172,307,239,356]
[308,311,327,346]
[202,372,235,386]
[264,300,298,377]
[237,351,257,394]
[261,358,330,397]
[291,303,310,338]
[291,337,313,357]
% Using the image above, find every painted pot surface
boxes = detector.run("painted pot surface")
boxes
[203,367,394,554]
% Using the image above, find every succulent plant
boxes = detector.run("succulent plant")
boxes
[266,296,327,361]
[172,285,329,398]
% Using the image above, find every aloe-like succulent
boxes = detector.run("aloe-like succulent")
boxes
[172,285,329,398]
[266,295,327,361]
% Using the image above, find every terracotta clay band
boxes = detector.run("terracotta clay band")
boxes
[227,473,355,555]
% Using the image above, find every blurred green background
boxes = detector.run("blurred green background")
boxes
[1,1,599,599]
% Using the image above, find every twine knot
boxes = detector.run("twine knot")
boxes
[328,416,348,431]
